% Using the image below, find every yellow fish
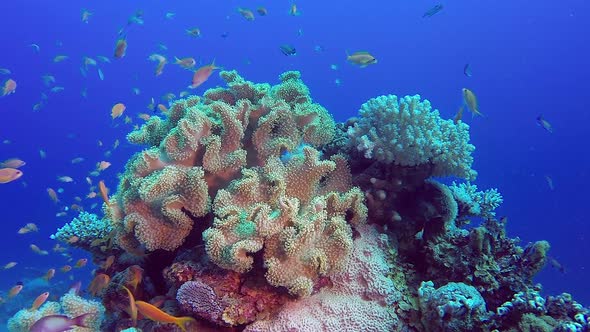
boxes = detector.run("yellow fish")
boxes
[462,88,483,116]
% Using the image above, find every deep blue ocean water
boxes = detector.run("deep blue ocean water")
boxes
[0,0,588,325]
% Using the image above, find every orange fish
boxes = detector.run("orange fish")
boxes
[148,54,167,76]
[114,37,127,58]
[43,268,56,281]
[47,187,59,203]
[88,274,110,296]
[190,60,219,89]
[2,79,16,96]
[135,301,195,332]
[61,265,72,273]
[0,168,23,184]
[8,284,23,298]
[111,103,126,119]
[30,292,49,310]
[97,161,111,171]
[98,180,110,205]
[157,104,168,113]
[121,285,137,326]
[103,255,115,270]
[174,57,196,69]
[237,8,255,21]
[30,244,49,255]
[75,258,88,268]
[1,158,26,168]
[127,265,143,292]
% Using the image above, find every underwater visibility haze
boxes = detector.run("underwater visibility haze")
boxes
[0,0,589,331]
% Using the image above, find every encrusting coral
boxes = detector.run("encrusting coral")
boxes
[49,69,589,331]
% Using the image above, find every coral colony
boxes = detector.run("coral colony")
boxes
[11,71,588,331]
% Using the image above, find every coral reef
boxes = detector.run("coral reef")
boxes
[7,289,105,332]
[54,70,588,332]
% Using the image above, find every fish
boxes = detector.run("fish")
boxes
[18,222,39,234]
[279,44,297,56]
[98,68,104,80]
[57,176,74,182]
[71,157,85,164]
[75,258,88,268]
[135,301,196,332]
[237,8,255,21]
[114,37,128,59]
[30,292,50,311]
[60,265,72,273]
[454,106,464,124]
[165,12,175,19]
[0,168,23,184]
[30,244,49,255]
[257,7,268,16]
[462,88,483,116]
[186,28,201,38]
[3,262,17,269]
[548,256,566,273]
[88,274,110,296]
[98,180,110,205]
[29,43,40,52]
[190,60,220,89]
[157,104,168,113]
[127,265,143,292]
[463,63,473,77]
[43,268,56,281]
[536,114,553,133]
[2,78,17,96]
[174,57,196,69]
[103,255,115,270]
[148,54,167,76]
[545,175,554,191]
[121,285,137,325]
[346,51,377,67]
[8,284,23,298]
[97,161,111,171]
[1,158,25,168]
[29,313,92,332]
[289,4,301,16]
[0,68,11,75]
[53,55,69,63]
[96,55,111,63]
[111,103,126,119]
[423,4,443,18]
[47,187,59,203]
[81,9,92,23]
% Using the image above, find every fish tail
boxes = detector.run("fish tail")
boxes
[72,313,93,328]
[175,317,196,332]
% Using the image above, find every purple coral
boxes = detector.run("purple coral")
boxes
[177,280,224,322]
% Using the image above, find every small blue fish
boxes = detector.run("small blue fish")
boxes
[423,4,443,18]
[536,114,553,133]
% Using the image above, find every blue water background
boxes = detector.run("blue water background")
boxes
[0,0,588,323]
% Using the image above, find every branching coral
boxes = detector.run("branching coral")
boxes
[347,94,477,180]
[51,212,113,250]
[449,181,503,220]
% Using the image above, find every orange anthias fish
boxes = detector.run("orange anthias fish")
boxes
[121,285,137,326]
[190,60,220,89]
[237,8,255,21]
[174,57,196,69]
[98,180,110,205]
[111,103,126,119]
[135,301,195,332]
[8,284,23,298]
[30,292,50,311]
[75,258,88,268]
[88,274,110,296]
[1,158,26,168]
[114,37,128,59]
[2,79,16,96]
[127,265,143,292]
[0,168,23,184]
[43,268,56,281]
[47,188,59,203]
[97,161,111,171]
[462,88,483,117]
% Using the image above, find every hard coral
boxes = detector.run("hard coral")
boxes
[347,94,477,180]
